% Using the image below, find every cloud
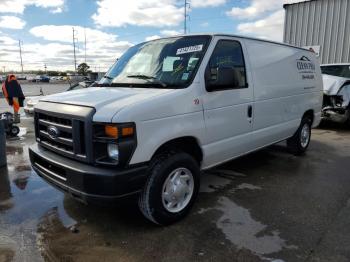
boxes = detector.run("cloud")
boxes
[145,35,161,41]
[230,0,302,41]
[237,10,285,41]
[160,30,182,36]
[0,39,129,71]
[29,25,133,67]
[0,0,64,14]
[145,29,182,41]
[0,36,74,70]
[227,0,301,20]
[191,0,226,8]
[30,25,118,43]
[0,25,133,71]
[0,36,18,45]
[92,0,184,28]
[50,7,63,14]
[0,16,26,29]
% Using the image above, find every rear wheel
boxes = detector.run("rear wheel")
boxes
[138,151,200,225]
[287,116,312,155]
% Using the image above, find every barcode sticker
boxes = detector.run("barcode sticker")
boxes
[176,44,203,55]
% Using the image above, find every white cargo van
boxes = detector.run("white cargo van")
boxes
[29,34,323,225]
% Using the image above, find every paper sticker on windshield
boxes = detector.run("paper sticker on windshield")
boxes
[176,44,203,55]
[181,73,189,80]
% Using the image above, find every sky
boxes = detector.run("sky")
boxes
[0,0,302,72]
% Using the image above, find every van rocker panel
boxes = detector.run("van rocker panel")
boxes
[29,144,148,202]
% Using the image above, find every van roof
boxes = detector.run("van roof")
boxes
[151,33,313,53]
[321,63,350,67]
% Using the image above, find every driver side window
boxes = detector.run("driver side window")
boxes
[207,40,247,90]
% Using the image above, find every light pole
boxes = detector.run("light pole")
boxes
[72,27,78,72]
[184,0,190,34]
[18,40,24,74]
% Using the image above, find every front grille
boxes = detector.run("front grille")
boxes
[36,112,87,162]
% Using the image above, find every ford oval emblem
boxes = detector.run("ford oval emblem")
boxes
[47,126,59,139]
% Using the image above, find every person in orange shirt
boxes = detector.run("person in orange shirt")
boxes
[1,74,25,123]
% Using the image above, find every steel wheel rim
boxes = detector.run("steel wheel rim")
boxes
[161,167,194,213]
[300,123,310,148]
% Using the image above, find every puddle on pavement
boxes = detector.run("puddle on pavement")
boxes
[200,173,233,193]
[198,189,297,261]
[198,171,295,260]
[200,168,248,193]
[0,143,73,261]
[215,197,296,256]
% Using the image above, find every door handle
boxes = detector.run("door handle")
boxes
[247,105,253,118]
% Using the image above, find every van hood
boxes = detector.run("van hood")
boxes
[322,74,350,95]
[41,87,174,122]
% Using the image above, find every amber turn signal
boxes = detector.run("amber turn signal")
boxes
[105,125,119,138]
[121,126,134,137]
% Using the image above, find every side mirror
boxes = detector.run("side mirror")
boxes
[205,66,240,91]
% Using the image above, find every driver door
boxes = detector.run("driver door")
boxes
[202,38,254,168]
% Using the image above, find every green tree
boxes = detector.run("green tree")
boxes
[77,63,90,76]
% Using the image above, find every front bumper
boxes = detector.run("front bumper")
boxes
[322,107,349,123]
[29,144,148,204]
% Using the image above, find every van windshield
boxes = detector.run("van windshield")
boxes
[100,35,211,88]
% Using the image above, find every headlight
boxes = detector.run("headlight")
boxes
[107,143,119,161]
[93,122,136,166]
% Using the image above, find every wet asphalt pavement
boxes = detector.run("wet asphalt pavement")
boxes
[1,102,350,261]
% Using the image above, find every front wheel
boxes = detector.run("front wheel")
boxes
[138,151,200,225]
[287,117,312,155]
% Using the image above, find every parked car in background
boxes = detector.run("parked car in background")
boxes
[24,81,93,115]
[17,75,27,80]
[67,74,90,82]
[321,64,350,124]
[29,34,322,225]
[56,76,68,81]
[32,75,50,82]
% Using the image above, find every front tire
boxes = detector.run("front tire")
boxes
[138,151,200,225]
[287,116,312,155]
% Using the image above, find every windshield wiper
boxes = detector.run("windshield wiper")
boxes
[127,74,167,87]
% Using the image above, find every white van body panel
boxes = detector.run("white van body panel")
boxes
[243,39,323,149]
[198,36,255,168]
[42,87,175,122]
[113,86,207,165]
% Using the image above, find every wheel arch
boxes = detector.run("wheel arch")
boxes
[302,109,314,125]
[151,136,203,165]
